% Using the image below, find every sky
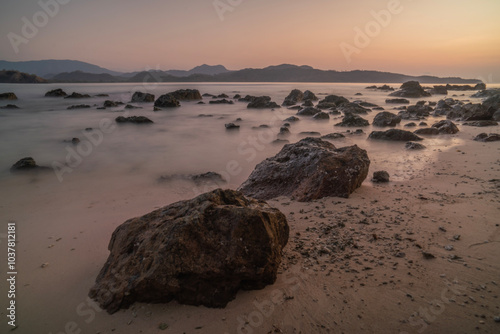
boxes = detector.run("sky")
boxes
[1,0,499,81]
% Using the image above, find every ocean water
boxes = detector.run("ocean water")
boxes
[0,82,496,203]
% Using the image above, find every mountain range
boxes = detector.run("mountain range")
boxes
[0,59,482,84]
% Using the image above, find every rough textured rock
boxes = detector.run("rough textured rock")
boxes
[104,100,123,108]
[10,157,49,172]
[389,81,431,98]
[0,92,18,100]
[65,92,91,99]
[225,123,240,130]
[316,102,338,110]
[338,102,370,115]
[45,88,67,97]
[366,85,394,91]
[405,142,426,150]
[131,91,155,103]
[414,128,440,135]
[386,98,410,104]
[447,103,495,121]
[209,99,234,105]
[430,86,448,95]
[400,103,433,119]
[302,100,314,107]
[115,116,153,124]
[166,89,202,101]
[278,126,291,137]
[312,111,330,120]
[282,89,304,106]
[154,94,181,108]
[432,120,459,134]
[318,95,349,107]
[247,96,280,109]
[303,90,318,101]
[372,171,390,183]
[322,133,346,140]
[297,107,321,116]
[493,110,500,121]
[334,112,369,127]
[89,189,289,313]
[238,95,257,103]
[482,93,500,110]
[463,120,498,127]
[238,138,370,201]
[473,133,500,142]
[471,89,500,98]
[434,98,462,116]
[284,116,300,122]
[369,129,423,141]
[373,112,402,127]
[67,104,91,110]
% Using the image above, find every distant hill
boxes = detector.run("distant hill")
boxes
[0,59,123,78]
[50,71,124,83]
[0,70,47,83]
[165,64,230,77]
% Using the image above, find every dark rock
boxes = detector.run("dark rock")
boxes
[316,101,338,110]
[366,85,394,91]
[131,91,155,103]
[322,133,346,140]
[482,94,500,111]
[225,123,240,130]
[493,110,500,121]
[71,138,80,145]
[217,94,229,98]
[405,142,426,150]
[463,120,498,127]
[197,101,205,104]
[474,83,487,90]
[104,100,120,108]
[278,127,291,137]
[303,90,318,101]
[45,88,67,97]
[10,157,49,173]
[65,92,91,99]
[312,111,330,120]
[233,94,241,99]
[368,129,423,141]
[404,122,417,127]
[89,189,289,313]
[334,112,369,127]
[166,89,202,101]
[301,100,314,107]
[419,122,428,126]
[0,104,20,109]
[288,106,302,110]
[297,107,321,116]
[338,102,370,115]
[284,116,300,122]
[414,128,440,135]
[373,112,402,127]
[355,93,363,96]
[247,96,280,109]
[472,89,500,98]
[473,133,500,142]
[299,131,321,137]
[154,94,181,108]
[447,103,495,121]
[272,139,289,145]
[115,116,154,124]
[191,172,226,186]
[209,99,234,105]
[67,104,91,110]
[446,84,482,91]
[238,138,370,201]
[202,93,215,97]
[125,104,142,109]
[389,81,431,98]
[386,98,410,104]
[252,124,270,130]
[432,120,459,134]
[430,86,448,95]
[282,89,304,106]
[0,92,18,100]
[238,95,257,103]
[372,171,390,183]
[153,107,161,111]
[359,102,380,108]
[319,95,349,107]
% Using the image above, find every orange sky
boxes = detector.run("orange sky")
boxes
[1,0,499,81]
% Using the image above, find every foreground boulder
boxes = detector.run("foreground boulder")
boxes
[166,89,202,100]
[154,94,180,108]
[45,88,67,97]
[389,81,431,98]
[10,157,49,172]
[131,91,155,103]
[432,120,459,134]
[0,92,18,100]
[282,89,304,106]
[303,90,318,101]
[369,129,423,141]
[447,103,495,121]
[89,189,289,313]
[238,138,370,201]
[373,111,401,127]
[372,171,390,183]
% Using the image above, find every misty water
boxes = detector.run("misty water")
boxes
[0,82,495,205]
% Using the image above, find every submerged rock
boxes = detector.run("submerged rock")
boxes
[297,107,321,116]
[414,128,440,135]
[338,102,370,115]
[10,157,49,173]
[312,111,330,120]
[238,137,370,201]
[0,92,18,100]
[463,120,498,127]
[389,81,431,98]
[154,94,181,108]
[0,104,20,109]
[405,142,426,150]
[247,96,280,109]
[225,123,240,130]
[115,116,154,124]
[89,189,289,313]
[322,133,346,140]
[284,116,300,122]
[45,88,67,97]
[432,120,459,134]
[334,112,369,127]
[368,129,423,141]
[67,104,91,110]
[131,91,155,103]
[209,99,234,104]
[386,98,410,104]
[372,111,402,127]
[65,92,91,99]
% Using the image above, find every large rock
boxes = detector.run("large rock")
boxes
[432,120,459,134]
[247,96,280,109]
[282,89,304,106]
[482,94,500,111]
[10,157,49,172]
[447,103,495,121]
[473,133,500,142]
[297,106,321,116]
[45,88,67,97]
[471,89,500,98]
[312,111,330,120]
[166,89,202,101]
[373,112,401,127]
[334,112,369,127]
[131,91,155,103]
[338,102,370,115]
[369,129,423,141]
[238,138,370,201]
[0,92,18,100]
[89,189,289,313]
[389,81,431,98]
[154,94,181,108]
[318,95,349,107]
[303,90,318,101]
